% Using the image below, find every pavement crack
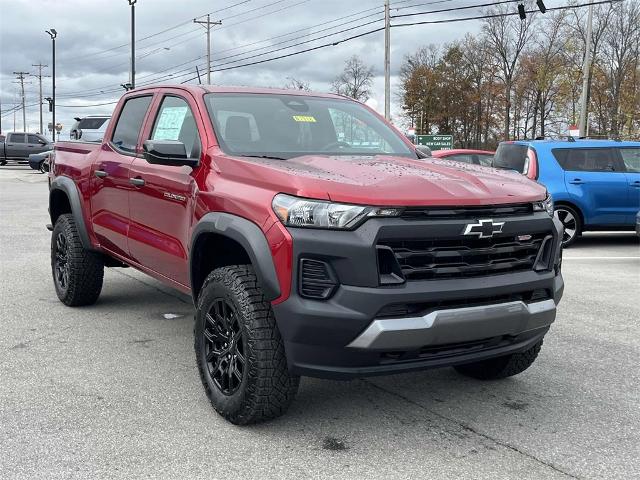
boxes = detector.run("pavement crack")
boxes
[111,269,191,305]
[361,379,581,479]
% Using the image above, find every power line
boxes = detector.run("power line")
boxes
[61,0,252,63]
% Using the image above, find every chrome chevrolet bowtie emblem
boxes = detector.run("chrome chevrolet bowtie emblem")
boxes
[463,219,505,238]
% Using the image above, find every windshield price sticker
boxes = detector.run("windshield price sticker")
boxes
[292,115,316,123]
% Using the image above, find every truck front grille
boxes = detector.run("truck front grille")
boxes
[378,233,549,281]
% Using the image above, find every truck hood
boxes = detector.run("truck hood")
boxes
[217,154,546,206]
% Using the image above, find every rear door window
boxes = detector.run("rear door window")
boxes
[79,117,109,129]
[552,148,620,172]
[493,144,528,172]
[9,133,26,143]
[111,95,153,154]
[618,148,640,173]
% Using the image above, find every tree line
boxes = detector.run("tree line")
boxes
[398,0,639,149]
[289,1,639,149]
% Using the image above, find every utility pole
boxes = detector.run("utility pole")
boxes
[384,0,391,121]
[13,72,29,133]
[31,63,48,134]
[127,0,137,88]
[194,14,222,84]
[578,3,593,138]
[46,29,57,141]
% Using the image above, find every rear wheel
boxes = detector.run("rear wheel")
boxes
[554,205,581,247]
[454,340,543,380]
[194,265,299,425]
[51,214,104,306]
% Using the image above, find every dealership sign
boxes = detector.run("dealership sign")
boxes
[415,134,453,150]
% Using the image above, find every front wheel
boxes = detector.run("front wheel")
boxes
[51,214,104,306]
[454,340,543,380]
[554,205,581,247]
[194,265,299,425]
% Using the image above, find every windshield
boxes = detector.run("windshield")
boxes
[205,93,415,159]
[493,143,528,172]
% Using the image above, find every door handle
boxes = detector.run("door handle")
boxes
[569,179,584,185]
[130,177,145,187]
[94,170,108,178]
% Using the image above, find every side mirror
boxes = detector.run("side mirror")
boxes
[143,140,199,167]
[415,145,432,158]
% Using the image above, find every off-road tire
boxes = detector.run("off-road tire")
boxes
[454,340,543,380]
[194,265,299,425]
[51,214,104,306]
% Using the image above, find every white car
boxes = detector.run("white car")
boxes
[70,115,111,142]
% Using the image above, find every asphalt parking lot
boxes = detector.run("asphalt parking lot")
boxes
[1,165,638,480]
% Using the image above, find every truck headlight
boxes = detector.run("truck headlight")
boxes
[533,193,554,217]
[272,194,402,230]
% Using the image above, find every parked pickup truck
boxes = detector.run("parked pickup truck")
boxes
[48,85,564,424]
[1,132,52,165]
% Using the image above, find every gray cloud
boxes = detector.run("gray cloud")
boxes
[1,0,485,136]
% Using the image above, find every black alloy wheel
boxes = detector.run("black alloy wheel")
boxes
[54,232,70,291]
[203,299,246,396]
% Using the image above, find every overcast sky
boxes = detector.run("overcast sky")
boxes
[0,0,511,137]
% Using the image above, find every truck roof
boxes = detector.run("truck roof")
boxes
[129,84,349,100]
[503,139,640,148]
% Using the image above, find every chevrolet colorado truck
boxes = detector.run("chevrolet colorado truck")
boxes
[48,85,564,424]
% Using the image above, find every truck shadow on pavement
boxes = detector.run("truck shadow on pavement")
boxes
[569,232,639,248]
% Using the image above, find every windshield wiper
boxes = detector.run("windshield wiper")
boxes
[240,154,288,161]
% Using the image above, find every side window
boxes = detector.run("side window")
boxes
[619,148,640,173]
[150,96,201,159]
[111,95,153,154]
[27,134,43,144]
[9,134,26,143]
[552,148,618,172]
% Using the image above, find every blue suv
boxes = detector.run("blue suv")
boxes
[493,139,640,246]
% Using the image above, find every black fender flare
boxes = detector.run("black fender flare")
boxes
[190,213,281,301]
[49,176,94,250]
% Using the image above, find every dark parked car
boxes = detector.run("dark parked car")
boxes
[29,150,52,172]
[1,132,52,165]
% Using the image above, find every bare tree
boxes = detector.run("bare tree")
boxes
[482,2,536,140]
[284,77,311,91]
[601,1,640,135]
[331,55,374,102]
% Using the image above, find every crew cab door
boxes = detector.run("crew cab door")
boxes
[553,147,629,225]
[127,93,201,286]
[90,94,153,258]
[618,147,640,223]
[27,134,50,155]
[4,133,27,159]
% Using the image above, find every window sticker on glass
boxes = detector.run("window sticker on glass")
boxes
[292,115,316,123]
[154,106,188,140]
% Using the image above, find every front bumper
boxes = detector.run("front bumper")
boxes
[272,212,564,379]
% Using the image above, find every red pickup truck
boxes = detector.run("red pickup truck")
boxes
[48,85,564,424]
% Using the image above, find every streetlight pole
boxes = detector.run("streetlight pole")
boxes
[46,29,57,141]
[128,0,137,89]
